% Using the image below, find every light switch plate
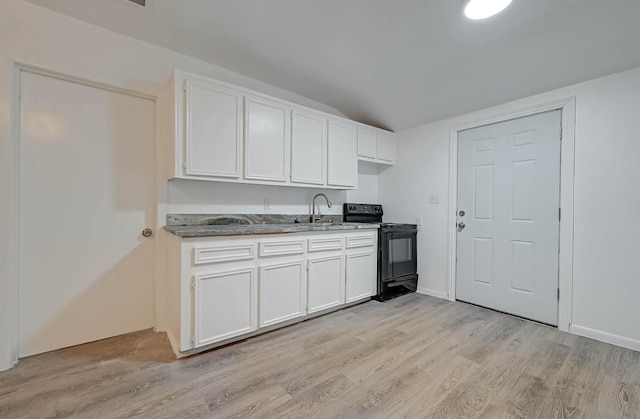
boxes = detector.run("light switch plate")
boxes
[429,194,440,204]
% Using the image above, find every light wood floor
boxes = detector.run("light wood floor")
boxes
[1,294,638,418]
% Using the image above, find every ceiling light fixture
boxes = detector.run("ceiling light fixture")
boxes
[464,0,512,20]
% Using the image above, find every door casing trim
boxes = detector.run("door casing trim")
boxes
[447,97,576,332]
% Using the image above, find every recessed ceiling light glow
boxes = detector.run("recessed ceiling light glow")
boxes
[464,0,512,20]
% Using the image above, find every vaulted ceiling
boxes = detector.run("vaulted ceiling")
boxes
[25,0,640,131]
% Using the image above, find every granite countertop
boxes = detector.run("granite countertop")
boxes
[164,214,379,238]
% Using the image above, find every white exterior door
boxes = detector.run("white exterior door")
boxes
[456,110,561,325]
[18,71,156,357]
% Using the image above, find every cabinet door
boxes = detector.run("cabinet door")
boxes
[357,128,377,159]
[327,121,358,188]
[185,79,242,178]
[346,251,376,303]
[245,97,289,182]
[291,110,326,185]
[376,132,395,163]
[259,260,306,327]
[307,255,345,313]
[193,267,257,347]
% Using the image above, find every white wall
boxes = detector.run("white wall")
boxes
[379,66,640,345]
[0,0,381,221]
[167,162,379,216]
[0,0,380,371]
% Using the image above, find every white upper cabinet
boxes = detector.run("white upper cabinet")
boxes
[327,121,358,188]
[184,78,243,178]
[290,110,326,186]
[357,128,377,159]
[244,97,289,182]
[356,127,396,165]
[376,131,396,163]
[167,70,394,189]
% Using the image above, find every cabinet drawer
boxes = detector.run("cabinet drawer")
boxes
[259,239,305,257]
[308,236,344,252]
[193,243,255,265]
[346,234,376,249]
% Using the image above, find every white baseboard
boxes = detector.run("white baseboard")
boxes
[569,324,640,352]
[416,287,449,300]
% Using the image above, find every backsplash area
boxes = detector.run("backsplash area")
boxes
[166,162,380,215]
[167,179,346,215]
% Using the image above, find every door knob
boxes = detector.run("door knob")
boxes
[457,222,465,230]
[142,228,153,238]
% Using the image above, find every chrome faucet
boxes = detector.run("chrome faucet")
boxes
[311,193,332,223]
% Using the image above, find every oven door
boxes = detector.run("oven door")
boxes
[380,229,417,281]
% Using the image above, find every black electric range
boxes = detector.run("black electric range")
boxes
[343,203,418,301]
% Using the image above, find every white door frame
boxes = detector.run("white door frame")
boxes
[0,51,161,371]
[447,97,576,332]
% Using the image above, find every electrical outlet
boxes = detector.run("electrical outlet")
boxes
[264,199,271,210]
[429,194,440,204]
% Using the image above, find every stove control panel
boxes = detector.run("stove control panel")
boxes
[343,203,383,216]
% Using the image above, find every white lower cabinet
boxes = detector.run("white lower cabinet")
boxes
[346,251,376,303]
[259,260,306,327]
[168,229,377,356]
[193,267,257,347]
[307,254,345,314]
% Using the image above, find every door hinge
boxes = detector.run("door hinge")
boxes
[191,278,195,290]
[191,335,196,345]
[560,127,563,140]
[183,81,187,92]
[557,288,560,301]
[558,208,561,221]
